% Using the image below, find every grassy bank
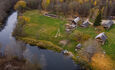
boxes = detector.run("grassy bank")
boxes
[18,37,63,52]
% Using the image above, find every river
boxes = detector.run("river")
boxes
[0,11,81,70]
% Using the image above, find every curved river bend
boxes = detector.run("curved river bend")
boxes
[0,12,81,70]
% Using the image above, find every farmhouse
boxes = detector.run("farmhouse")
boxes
[95,32,107,45]
[102,20,114,30]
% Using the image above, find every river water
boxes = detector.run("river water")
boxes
[0,12,81,70]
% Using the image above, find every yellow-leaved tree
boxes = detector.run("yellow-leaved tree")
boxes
[94,1,97,6]
[42,0,50,10]
[14,0,26,13]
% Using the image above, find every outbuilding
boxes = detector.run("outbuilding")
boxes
[72,17,80,25]
[102,20,114,30]
[95,32,107,45]
[81,20,90,28]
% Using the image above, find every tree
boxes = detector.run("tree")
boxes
[94,11,102,27]
[14,0,26,13]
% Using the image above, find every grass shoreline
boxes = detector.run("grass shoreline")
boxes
[16,37,63,52]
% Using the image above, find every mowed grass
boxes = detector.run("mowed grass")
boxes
[22,10,78,54]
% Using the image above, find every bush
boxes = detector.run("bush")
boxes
[69,30,91,43]
[91,53,114,70]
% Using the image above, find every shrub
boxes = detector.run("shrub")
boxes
[69,30,91,43]
[91,53,114,70]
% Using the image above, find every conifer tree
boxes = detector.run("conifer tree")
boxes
[94,11,102,27]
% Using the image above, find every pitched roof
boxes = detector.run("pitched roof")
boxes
[102,20,114,28]
[95,32,107,42]
[73,17,80,24]
[82,20,90,27]
[76,43,82,49]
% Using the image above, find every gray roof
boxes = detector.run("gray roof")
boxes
[102,20,114,29]
[81,21,90,27]
[95,32,107,42]
[73,17,80,24]
[76,43,82,49]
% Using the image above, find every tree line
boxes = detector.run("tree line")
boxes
[24,0,115,18]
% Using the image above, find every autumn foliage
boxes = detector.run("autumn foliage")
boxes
[14,0,26,12]
[91,53,114,70]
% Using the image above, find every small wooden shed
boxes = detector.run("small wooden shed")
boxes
[102,20,114,30]
[95,32,107,45]
[81,20,90,28]
[76,43,82,49]
[72,17,80,25]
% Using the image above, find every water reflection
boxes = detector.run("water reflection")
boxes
[0,12,80,70]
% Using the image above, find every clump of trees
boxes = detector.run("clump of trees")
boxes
[13,16,30,37]
[14,0,27,14]
[0,0,17,24]
[26,0,115,18]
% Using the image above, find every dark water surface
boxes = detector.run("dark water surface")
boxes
[0,12,81,70]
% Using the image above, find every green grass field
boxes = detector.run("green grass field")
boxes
[21,10,115,62]
[22,10,78,54]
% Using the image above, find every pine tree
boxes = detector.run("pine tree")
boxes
[94,11,102,27]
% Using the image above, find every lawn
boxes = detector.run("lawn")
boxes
[21,10,115,63]
[22,10,78,54]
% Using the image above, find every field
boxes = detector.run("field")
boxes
[21,10,115,63]
[22,10,78,54]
